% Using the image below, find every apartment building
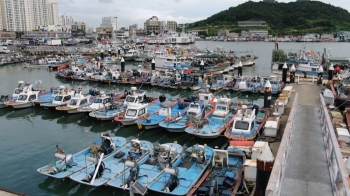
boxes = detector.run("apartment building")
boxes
[0,0,59,31]
[167,21,177,32]
[100,16,117,31]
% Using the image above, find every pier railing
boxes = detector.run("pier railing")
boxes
[318,95,350,196]
[266,94,350,196]
[265,93,298,196]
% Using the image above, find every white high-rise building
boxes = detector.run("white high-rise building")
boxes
[0,0,34,31]
[100,16,117,31]
[45,0,59,26]
[60,14,74,26]
[0,0,59,31]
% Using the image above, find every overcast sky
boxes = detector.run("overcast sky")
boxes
[56,0,349,29]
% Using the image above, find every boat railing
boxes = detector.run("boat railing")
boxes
[265,93,298,196]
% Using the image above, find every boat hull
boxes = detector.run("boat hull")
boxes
[9,102,34,109]
[141,123,159,130]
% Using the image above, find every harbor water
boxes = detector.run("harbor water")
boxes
[0,41,349,196]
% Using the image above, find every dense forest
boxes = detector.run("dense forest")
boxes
[191,1,350,35]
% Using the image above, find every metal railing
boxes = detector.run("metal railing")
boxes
[266,94,350,196]
[265,93,298,196]
[318,95,350,196]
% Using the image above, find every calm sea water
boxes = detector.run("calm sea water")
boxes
[0,41,349,196]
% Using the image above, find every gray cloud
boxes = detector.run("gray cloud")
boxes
[98,0,114,3]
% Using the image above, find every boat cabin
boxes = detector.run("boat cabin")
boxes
[212,149,229,168]
[124,87,147,105]
[13,81,30,98]
[231,105,256,134]
[186,144,206,161]
[52,86,75,105]
[125,50,138,57]
[89,94,112,109]
[187,102,202,116]
[198,92,215,107]
[124,103,148,119]
[16,88,38,103]
[212,98,231,117]
[68,93,89,107]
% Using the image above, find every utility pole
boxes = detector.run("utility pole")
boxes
[115,15,118,42]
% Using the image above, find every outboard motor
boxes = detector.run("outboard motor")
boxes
[178,99,185,109]
[159,94,166,103]
[122,161,139,188]
[83,161,105,182]
[50,153,74,174]
[162,167,180,192]
[252,104,259,115]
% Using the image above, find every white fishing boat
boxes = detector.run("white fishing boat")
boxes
[123,49,139,61]
[40,86,76,108]
[78,92,112,113]
[56,88,92,114]
[5,85,41,109]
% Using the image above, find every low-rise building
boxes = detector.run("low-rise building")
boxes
[0,31,16,38]
[249,29,269,38]
[71,22,88,37]
[21,31,68,39]
[96,27,113,39]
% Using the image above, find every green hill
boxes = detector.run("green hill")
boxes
[191,1,350,35]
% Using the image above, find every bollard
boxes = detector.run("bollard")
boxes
[121,57,125,72]
[151,58,155,71]
[255,143,275,196]
[318,66,324,85]
[282,62,287,84]
[264,80,272,108]
[238,61,243,77]
[328,63,334,81]
[129,181,135,196]
[290,64,296,83]
[200,60,204,71]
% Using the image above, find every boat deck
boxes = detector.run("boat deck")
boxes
[280,85,332,196]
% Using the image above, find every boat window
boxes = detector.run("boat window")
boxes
[28,95,36,101]
[126,109,137,116]
[80,99,88,105]
[235,121,250,130]
[70,99,78,105]
[54,96,63,101]
[63,95,71,102]
[217,105,226,111]
[138,108,145,116]
[103,98,110,104]
[18,95,27,101]
[93,98,103,103]
[14,88,23,94]
[52,90,59,95]
[190,104,199,109]
[126,96,135,103]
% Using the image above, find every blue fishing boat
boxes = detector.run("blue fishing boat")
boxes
[135,98,187,130]
[246,76,264,93]
[147,144,214,195]
[224,105,268,141]
[232,77,248,92]
[210,73,233,91]
[159,92,215,132]
[107,142,183,191]
[185,98,236,138]
[114,97,160,126]
[40,86,76,108]
[260,76,284,94]
[37,133,126,179]
[32,86,61,105]
[190,146,245,196]
[69,139,153,187]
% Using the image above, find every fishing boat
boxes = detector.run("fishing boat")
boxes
[88,99,124,121]
[123,49,139,61]
[147,144,213,196]
[330,75,350,109]
[185,98,236,138]
[56,88,92,114]
[246,76,264,93]
[5,84,49,109]
[32,86,62,105]
[40,86,75,108]
[259,76,283,94]
[1,80,40,108]
[224,105,268,141]
[189,146,245,196]
[37,133,126,179]
[114,98,160,126]
[232,77,248,92]
[106,142,183,191]
[69,139,153,187]
[77,92,113,113]
[159,92,214,132]
[210,73,233,91]
[135,96,186,130]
